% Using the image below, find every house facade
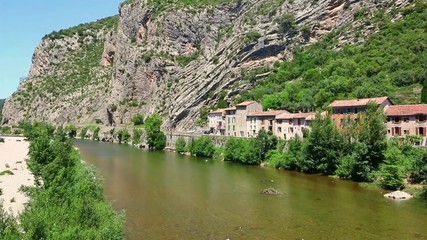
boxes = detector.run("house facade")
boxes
[385,104,427,145]
[328,97,392,129]
[208,108,226,135]
[275,112,315,140]
[226,101,263,137]
[246,110,288,138]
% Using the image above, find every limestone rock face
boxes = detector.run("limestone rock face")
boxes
[1,0,410,129]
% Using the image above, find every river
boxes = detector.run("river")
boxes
[74,140,427,240]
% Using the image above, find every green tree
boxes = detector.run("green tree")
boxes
[256,129,278,161]
[191,137,216,158]
[305,113,344,175]
[377,145,405,190]
[144,114,166,150]
[175,137,187,153]
[80,127,88,139]
[117,129,131,144]
[92,126,100,141]
[224,138,260,165]
[65,124,77,138]
[132,128,143,145]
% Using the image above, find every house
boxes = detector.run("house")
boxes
[208,108,227,135]
[225,101,263,137]
[275,112,316,140]
[224,107,237,136]
[385,104,427,145]
[246,110,288,137]
[328,97,392,129]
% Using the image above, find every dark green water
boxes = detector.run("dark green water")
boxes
[74,140,427,240]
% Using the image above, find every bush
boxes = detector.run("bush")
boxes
[117,129,131,144]
[133,129,143,145]
[190,137,215,158]
[175,137,186,153]
[80,127,88,139]
[12,123,124,239]
[132,114,144,126]
[224,138,261,165]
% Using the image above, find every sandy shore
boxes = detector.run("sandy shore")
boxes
[0,136,34,216]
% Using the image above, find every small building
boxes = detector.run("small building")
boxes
[275,112,315,140]
[328,97,392,129]
[208,108,227,135]
[246,110,288,138]
[385,104,427,146]
[225,101,263,137]
[224,107,237,136]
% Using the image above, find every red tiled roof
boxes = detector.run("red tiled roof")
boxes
[248,110,288,117]
[328,97,390,108]
[276,112,316,120]
[209,108,226,114]
[385,104,427,116]
[236,101,256,107]
[223,107,236,111]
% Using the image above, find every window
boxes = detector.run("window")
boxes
[269,120,273,126]
[298,119,301,126]
[404,117,409,123]
[404,130,408,134]
[228,125,230,131]
[289,127,293,133]
[278,127,282,133]
[419,115,426,122]
[233,126,235,131]
[228,117,230,124]
[394,117,401,123]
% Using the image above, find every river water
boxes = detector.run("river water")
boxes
[74,140,427,240]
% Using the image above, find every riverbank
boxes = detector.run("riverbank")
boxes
[0,136,34,216]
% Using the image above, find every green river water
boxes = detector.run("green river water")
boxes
[74,140,427,240]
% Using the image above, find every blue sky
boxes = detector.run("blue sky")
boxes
[0,0,123,99]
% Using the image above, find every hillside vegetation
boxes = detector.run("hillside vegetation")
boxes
[0,99,4,122]
[237,2,427,112]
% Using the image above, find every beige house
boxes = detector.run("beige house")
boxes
[246,110,288,138]
[385,104,427,145]
[275,112,316,140]
[224,107,237,136]
[208,108,226,135]
[225,101,262,137]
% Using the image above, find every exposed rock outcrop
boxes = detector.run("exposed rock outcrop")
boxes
[1,0,411,129]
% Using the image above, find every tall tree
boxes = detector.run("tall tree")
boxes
[144,114,166,150]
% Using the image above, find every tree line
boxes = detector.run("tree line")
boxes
[0,122,124,239]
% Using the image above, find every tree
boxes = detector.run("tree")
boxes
[117,129,130,144]
[132,114,144,126]
[377,145,405,190]
[422,79,427,103]
[256,129,278,161]
[305,113,344,175]
[80,127,88,139]
[92,127,100,141]
[65,124,77,138]
[144,114,166,150]
[132,128,143,145]
[224,138,261,165]
[190,137,215,158]
[175,137,186,153]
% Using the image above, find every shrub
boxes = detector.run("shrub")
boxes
[224,138,261,165]
[132,114,144,126]
[175,137,186,153]
[80,127,88,139]
[133,128,143,145]
[117,129,131,144]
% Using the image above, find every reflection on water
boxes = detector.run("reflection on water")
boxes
[74,140,427,240]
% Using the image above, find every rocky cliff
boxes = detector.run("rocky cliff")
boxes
[2,0,412,130]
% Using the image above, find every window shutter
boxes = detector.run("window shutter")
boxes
[424,127,426,137]
[416,127,419,135]
[399,127,402,136]
[392,128,395,136]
